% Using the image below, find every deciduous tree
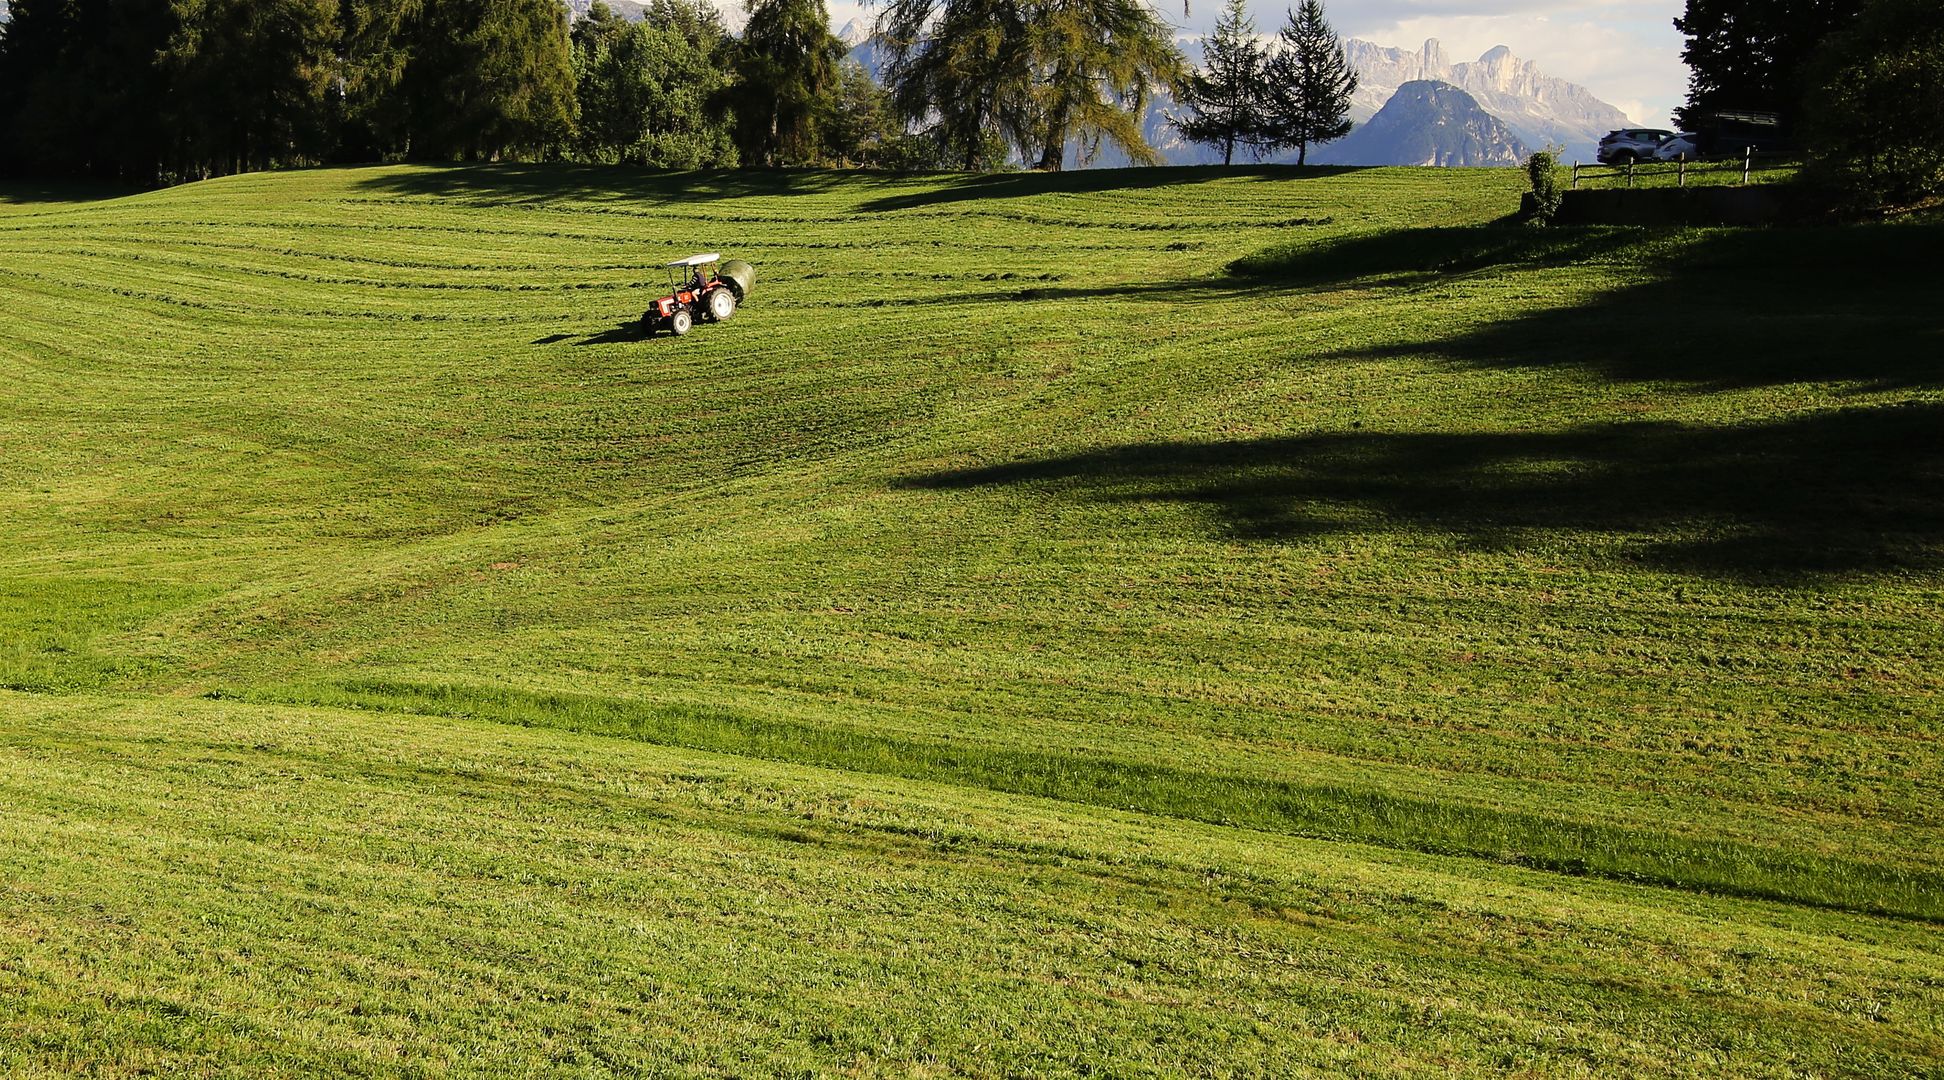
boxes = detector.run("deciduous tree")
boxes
[1803,0,1944,204]
[571,0,738,167]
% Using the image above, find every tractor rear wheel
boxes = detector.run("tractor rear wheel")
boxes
[707,287,737,322]
[670,309,693,336]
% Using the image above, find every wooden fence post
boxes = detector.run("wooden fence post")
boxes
[1679,154,1686,188]
[1572,161,1580,190]
[1627,160,1635,188]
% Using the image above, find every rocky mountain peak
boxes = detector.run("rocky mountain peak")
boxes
[1343,38,1632,162]
[1314,79,1529,167]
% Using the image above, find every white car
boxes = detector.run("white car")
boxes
[1597,128,1673,164]
[1654,133,1706,161]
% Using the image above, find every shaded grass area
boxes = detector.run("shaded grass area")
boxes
[1234,224,1944,390]
[899,404,1944,581]
[225,678,1944,922]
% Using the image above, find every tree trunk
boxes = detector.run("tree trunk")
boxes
[1223,129,1234,167]
[1297,140,1307,166]
[1038,95,1071,171]
[1037,126,1066,171]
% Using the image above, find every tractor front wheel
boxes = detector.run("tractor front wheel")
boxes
[670,309,694,336]
[706,287,737,323]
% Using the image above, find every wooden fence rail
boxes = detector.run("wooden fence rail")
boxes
[1570,148,1791,190]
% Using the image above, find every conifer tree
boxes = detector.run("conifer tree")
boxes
[734,0,845,165]
[346,0,574,160]
[0,0,177,180]
[1258,0,1355,166]
[1024,0,1183,169]
[166,0,340,177]
[1675,0,1861,129]
[1174,0,1265,166]
[880,0,1181,171]
[880,0,1032,169]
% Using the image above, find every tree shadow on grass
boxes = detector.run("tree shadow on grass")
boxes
[1228,225,1659,286]
[0,180,145,207]
[1280,225,1944,391]
[348,163,917,206]
[897,403,1944,581]
[857,164,1373,213]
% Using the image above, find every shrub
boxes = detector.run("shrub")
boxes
[1524,150,1564,224]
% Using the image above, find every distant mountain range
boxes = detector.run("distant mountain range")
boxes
[1313,80,1527,167]
[1343,39,1630,165]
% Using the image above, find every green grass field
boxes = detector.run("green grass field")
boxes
[2,163,1940,1076]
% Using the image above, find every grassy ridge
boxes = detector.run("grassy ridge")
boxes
[236,677,1944,921]
[2,164,1941,1073]
[5,691,1942,1077]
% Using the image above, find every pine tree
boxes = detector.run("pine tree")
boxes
[166,0,340,177]
[346,0,574,160]
[734,0,844,166]
[0,0,177,181]
[1173,0,1264,166]
[1258,0,1355,166]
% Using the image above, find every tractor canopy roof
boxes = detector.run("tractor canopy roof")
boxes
[665,253,721,268]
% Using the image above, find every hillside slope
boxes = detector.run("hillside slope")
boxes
[1,165,1941,1075]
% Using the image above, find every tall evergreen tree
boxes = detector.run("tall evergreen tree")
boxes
[1173,0,1264,166]
[1258,0,1355,166]
[1023,0,1182,169]
[346,0,574,160]
[0,0,178,181]
[165,0,339,177]
[733,0,844,166]
[1674,0,1862,128]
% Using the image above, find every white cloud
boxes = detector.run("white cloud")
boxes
[1349,4,1687,127]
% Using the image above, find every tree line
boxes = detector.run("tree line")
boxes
[1674,0,1942,203]
[0,0,1360,183]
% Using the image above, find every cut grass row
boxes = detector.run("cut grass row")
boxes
[229,677,1944,921]
[1,164,1939,1073]
[4,691,1941,1078]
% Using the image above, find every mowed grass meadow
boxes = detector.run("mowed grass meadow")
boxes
[1,164,1941,1076]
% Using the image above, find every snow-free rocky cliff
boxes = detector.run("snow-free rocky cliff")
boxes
[1343,39,1631,165]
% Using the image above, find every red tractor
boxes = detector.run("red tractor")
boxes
[642,253,754,337]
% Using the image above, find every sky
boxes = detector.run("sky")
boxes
[821,0,1691,128]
